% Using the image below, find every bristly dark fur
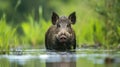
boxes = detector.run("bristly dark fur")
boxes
[45,12,76,51]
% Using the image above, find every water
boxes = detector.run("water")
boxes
[0,49,120,67]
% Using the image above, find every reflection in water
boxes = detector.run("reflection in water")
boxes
[104,57,114,67]
[0,49,120,67]
[45,52,76,67]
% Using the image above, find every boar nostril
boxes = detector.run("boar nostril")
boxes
[60,35,67,40]
[60,37,66,40]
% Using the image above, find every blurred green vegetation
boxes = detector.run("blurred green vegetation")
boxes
[0,0,120,50]
[0,14,19,52]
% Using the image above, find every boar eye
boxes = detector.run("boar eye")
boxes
[67,24,70,27]
[57,24,60,27]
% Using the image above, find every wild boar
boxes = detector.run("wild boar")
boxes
[45,12,76,51]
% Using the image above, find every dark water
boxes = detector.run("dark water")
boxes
[0,49,120,67]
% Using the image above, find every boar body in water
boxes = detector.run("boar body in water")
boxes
[45,12,76,51]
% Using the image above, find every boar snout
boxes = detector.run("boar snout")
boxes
[56,29,71,43]
[59,35,67,42]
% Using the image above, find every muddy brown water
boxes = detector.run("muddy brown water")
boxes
[0,49,120,67]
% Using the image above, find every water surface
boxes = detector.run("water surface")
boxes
[0,49,120,67]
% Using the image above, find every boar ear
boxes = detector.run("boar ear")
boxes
[68,12,76,24]
[52,12,59,25]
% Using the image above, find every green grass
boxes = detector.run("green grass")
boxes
[21,15,51,47]
[0,13,106,50]
[0,15,19,52]
[0,0,119,50]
